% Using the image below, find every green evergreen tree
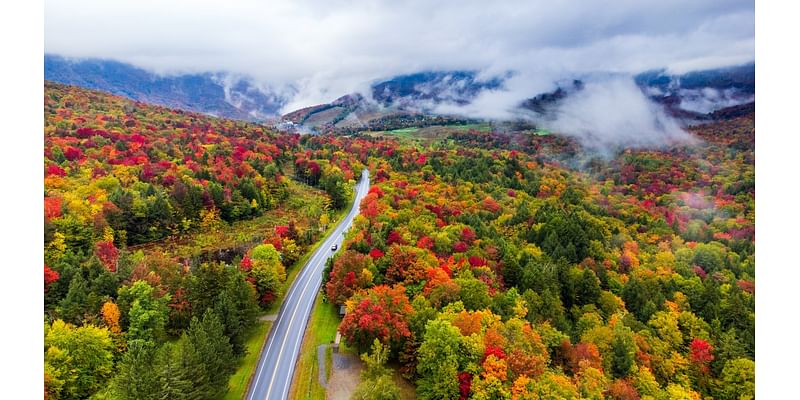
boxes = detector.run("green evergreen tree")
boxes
[214,282,253,355]
[611,324,636,379]
[189,262,228,318]
[57,274,89,325]
[186,309,235,398]
[155,342,193,400]
[112,339,160,400]
[576,268,601,306]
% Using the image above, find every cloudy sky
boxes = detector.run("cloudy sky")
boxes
[45,0,754,108]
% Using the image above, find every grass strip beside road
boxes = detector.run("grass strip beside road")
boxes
[224,320,273,400]
[288,294,341,400]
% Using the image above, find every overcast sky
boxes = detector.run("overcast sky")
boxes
[45,0,754,111]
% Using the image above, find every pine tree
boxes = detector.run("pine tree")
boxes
[228,269,259,346]
[187,310,235,398]
[57,274,89,324]
[611,325,636,379]
[112,340,160,400]
[189,262,228,317]
[155,342,193,400]
[576,268,601,306]
[214,289,245,355]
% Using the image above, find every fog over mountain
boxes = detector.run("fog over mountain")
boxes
[45,0,754,147]
[45,55,286,121]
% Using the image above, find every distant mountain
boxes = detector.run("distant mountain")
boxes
[45,55,286,121]
[635,63,755,92]
[517,64,755,124]
[371,71,505,108]
[284,64,755,133]
[47,54,753,131]
[635,63,755,116]
[45,57,505,127]
[520,79,585,114]
[280,92,475,134]
[279,70,503,132]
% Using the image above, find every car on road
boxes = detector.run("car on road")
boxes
[331,244,338,251]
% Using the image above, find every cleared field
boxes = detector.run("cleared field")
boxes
[370,123,494,144]
[385,127,420,137]
[533,128,551,135]
[446,123,492,132]
[128,180,329,261]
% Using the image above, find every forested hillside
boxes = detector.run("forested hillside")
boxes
[43,82,754,399]
[323,114,755,398]
[43,82,365,399]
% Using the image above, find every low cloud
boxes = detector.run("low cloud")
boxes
[434,75,696,153]
[46,0,754,106]
[677,88,754,114]
[45,0,752,149]
[538,77,696,153]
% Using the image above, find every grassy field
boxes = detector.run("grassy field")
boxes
[386,123,492,135]
[224,320,273,400]
[370,123,493,144]
[384,127,420,137]
[288,295,342,400]
[447,122,492,132]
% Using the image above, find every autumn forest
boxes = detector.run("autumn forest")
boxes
[43,81,754,400]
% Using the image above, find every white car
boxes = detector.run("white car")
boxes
[331,244,338,251]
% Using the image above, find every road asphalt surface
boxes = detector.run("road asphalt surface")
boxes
[246,169,370,400]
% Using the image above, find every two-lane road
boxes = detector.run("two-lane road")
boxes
[247,169,370,400]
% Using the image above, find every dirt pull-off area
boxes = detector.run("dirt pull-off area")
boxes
[325,351,362,400]
[324,352,417,400]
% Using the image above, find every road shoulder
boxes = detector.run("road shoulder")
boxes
[288,293,341,399]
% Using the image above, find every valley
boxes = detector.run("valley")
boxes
[44,79,754,399]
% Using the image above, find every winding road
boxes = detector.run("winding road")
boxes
[246,169,370,400]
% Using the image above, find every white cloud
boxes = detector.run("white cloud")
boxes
[540,77,696,153]
[45,0,754,110]
[678,88,755,114]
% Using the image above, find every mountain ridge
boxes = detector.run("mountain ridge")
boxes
[45,54,755,132]
[45,54,286,122]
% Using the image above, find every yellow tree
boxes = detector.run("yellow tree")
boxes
[319,213,330,230]
[100,301,121,334]
[481,354,508,382]
[576,361,608,399]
